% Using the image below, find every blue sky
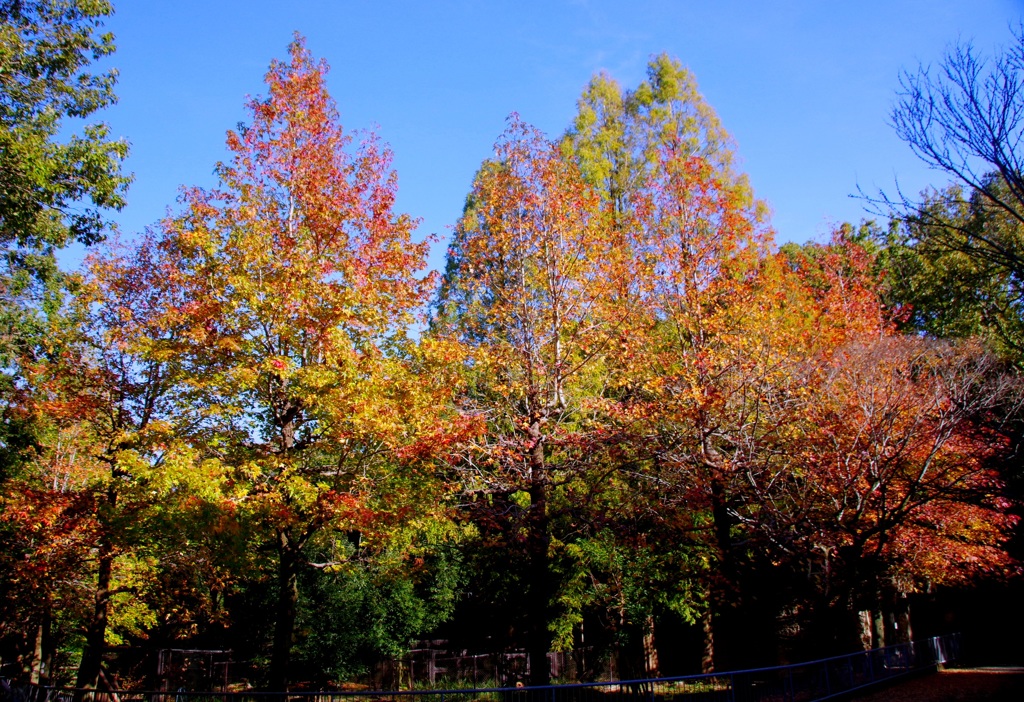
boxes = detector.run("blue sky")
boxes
[89,0,1023,274]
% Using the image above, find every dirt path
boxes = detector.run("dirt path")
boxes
[853,668,1024,702]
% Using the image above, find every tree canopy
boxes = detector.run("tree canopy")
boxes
[1,15,1021,692]
[878,27,1024,365]
[0,0,129,362]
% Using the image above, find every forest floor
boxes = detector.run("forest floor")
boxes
[852,668,1024,701]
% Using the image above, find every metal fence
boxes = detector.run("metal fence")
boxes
[2,634,960,702]
[377,648,604,689]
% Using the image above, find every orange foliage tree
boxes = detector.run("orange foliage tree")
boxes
[764,232,1021,651]
[435,116,637,684]
[133,37,453,690]
[800,337,1016,645]
[0,234,231,690]
[560,57,805,673]
[614,147,797,670]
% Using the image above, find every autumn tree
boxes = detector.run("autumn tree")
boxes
[1,5,130,668]
[436,116,635,684]
[0,232,232,690]
[621,148,803,670]
[564,53,739,220]
[766,231,1020,655]
[549,54,778,674]
[0,11,131,624]
[781,336,1018,650]
[142,36,449,691]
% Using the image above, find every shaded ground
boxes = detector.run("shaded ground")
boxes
[853,668,1024,702]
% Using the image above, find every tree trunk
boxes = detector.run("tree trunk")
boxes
[526,417,552,686]
[705,469,730,674]
[894,594,913,644]
[856,610,872,650]
[76,540,114,691]
[613,594,632,681]
[871,609,885,649]
[29,608,50,684]
[701,606,715,674]
[710,475,731,561]
[269,529,301,692]
[643,614,660,678]
[27,624,41,683]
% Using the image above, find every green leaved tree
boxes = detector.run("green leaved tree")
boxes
[0,0,130,363]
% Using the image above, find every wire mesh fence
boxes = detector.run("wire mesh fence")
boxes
[2,634,960,702]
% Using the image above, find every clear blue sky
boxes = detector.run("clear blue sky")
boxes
[89,0,1023,275]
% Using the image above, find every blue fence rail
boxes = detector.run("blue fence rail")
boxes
[2,634,960,702]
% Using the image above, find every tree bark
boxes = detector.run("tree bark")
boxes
[701,606,715,674]
[705,469,730,673]
[28,608,50,685]
[28,623,42,683]
[76,540,113,691]
[269,529,300,692]
[710,475,731,561]
[871,609,885,649]
[613,595,632,681]
[526,417,552,686]
[894,594,913,644]
[856,610,873,651]
[642,614,660,678]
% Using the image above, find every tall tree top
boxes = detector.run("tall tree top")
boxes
[563,53,739,215]
[145,34,435,454]
[0,0,129,367]
[0,0,128,250]
[0,0,117,123]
